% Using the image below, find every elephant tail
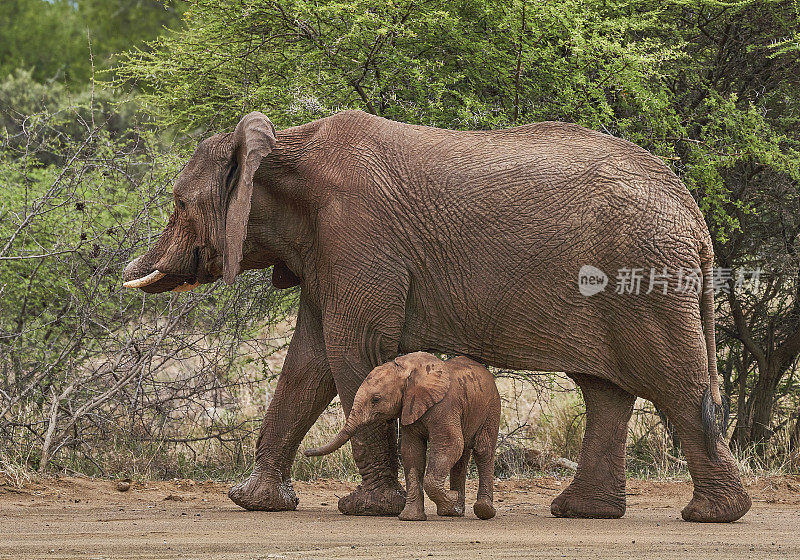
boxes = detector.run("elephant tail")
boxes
[701,258,722,407]
[701,385,724,460]
[701,254,724,459]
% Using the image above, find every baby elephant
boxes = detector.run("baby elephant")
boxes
[305,351,501,520]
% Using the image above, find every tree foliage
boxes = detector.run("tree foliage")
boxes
[121,0,684,130]
[0,0,184,84]
[0,70,296,476]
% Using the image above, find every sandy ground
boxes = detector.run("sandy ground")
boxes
[1,475,798,560]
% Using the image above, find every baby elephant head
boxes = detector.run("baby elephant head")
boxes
[303,352,451,457]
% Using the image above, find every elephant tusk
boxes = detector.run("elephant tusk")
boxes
[172,280,200,292]
[123,270,166,288]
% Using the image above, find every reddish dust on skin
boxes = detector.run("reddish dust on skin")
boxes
[1,476,798,559]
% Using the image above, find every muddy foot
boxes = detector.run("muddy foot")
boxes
[434,490,465,517]
[473,498,496,520]
[550,486,626,519]
[681,489,752,522]
[338,483,406,516]
[228,471,298,511]
[398,504,427,521]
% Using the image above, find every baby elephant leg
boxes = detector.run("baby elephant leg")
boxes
[423,432,464,517]
[399,430,427,521]
[446,448,472,516]
[472,419,499,519]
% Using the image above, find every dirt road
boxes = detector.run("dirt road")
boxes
[1,476,798,559]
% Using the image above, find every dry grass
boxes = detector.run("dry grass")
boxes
[3,332,795,483]
[294,401,359,481]
[0,456,35,488]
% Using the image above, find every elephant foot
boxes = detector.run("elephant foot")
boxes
[681,487,751,522]
[433,490,464,517]
[550,484,626,519]
[338,482,406,516]
[228,471,298,511]
[398,503,427,521]
[473,498,496,520]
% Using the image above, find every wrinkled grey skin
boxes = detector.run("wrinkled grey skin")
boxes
[123,110,751,522]
[305,352,501,520]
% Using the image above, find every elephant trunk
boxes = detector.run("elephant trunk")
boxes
[303,409,364,457]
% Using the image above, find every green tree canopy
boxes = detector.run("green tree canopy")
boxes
[120,1,799,231]
[0,0,184,84]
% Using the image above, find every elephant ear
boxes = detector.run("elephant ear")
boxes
[398,353,451,426]
[223,112,277,285]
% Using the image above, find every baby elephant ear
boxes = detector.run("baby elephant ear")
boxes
[398,353,451,426]
[223,112,277,285]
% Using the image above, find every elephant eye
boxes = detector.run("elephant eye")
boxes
[371,394,381,403]
[225,161,239,188]
[177,199,187,210]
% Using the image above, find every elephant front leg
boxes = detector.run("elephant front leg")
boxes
[337,419,407,515]
[551,373,635,519]
[320,267,411,516]
[423,431,464,517]
[398,430,427,521]
[229,302,337,511]
[447,449,471,517]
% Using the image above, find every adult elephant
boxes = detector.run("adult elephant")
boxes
[123,110,751,522]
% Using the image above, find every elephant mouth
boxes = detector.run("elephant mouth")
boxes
[124,270,200,293]
[123,252,218,293]
[123,269,166,289]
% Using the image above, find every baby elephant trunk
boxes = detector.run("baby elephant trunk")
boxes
[303,429,352,457]
[303,413,361,457]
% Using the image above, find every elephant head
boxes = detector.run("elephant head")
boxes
[122,112,295,293]
[304,352,451,457]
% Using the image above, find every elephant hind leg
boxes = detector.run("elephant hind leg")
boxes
[608,302,750,521]
[472,411,499,520]
[551,373,634,519]
[656,389,751,522]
